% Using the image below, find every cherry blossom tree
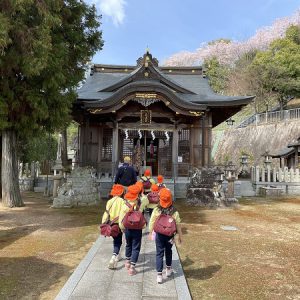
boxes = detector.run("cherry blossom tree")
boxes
[164,10,300,67]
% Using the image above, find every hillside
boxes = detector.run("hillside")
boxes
[213,120,300,166]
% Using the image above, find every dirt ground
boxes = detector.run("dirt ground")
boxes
[176,197,300,300]
[0,193,299,300]
[0,192,105,300]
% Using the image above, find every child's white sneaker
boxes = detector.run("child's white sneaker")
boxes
[108,255,117,269]
[157,274,163,284]
[166,267,173,277]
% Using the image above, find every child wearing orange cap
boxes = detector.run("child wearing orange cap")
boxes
[135,181,149,211]
[101,184,125,269]
[119,184,149,276]
[140,169,155,194]
[147,184,160,216]
[157,175,167,190]
[148,188,183,284]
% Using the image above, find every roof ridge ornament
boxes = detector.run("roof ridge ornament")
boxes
[136,50,159,67]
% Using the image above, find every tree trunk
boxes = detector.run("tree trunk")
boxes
[1,129,24,207]
[61,128,68,168]
[0,134,2,199]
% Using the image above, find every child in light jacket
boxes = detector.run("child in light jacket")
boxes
[147,184,160,216]
[157,175,167,190]
[149,188,183,284]
[140,169,155,194]
[119,184,149,276]
[101,184,125,269]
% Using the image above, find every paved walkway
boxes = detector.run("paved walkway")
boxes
[55,228,191,300]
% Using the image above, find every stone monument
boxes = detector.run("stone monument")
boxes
[52,167,100,208]
[186,167,224,207]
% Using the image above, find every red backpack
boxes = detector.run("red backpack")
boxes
[153,213,177,237]
[141,177,152,190]
[158,183,166,191]
[100,217,120,238]
[122,200,147,230]
[99,197,121,238]
[147,191,159,204]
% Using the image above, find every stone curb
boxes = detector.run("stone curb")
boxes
[54,236,105,300]
[173,245,192,300]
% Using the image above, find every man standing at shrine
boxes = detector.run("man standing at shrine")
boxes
[115,156,137,188]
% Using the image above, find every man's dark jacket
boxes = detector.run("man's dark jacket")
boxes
[114,163,137,187]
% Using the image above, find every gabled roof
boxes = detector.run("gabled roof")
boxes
[77,51,254,111]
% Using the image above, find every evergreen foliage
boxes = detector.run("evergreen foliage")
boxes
[0,0,103,134]
[0,0,103,207]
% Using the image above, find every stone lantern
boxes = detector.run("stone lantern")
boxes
[262,150,272,169]
[239,154,250,178]
[52,134,64,197]
[224,161,237,200]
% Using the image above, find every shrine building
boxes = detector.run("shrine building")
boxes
[73,51,254,183]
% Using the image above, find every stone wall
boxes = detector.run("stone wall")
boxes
[213,120,300,166]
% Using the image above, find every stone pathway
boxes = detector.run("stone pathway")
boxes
[55,228,191,300]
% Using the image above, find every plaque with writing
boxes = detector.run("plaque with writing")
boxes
[140,110,152,124]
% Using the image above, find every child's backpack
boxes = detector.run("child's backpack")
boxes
[147,191,160,204]
[99,197,121,238]
[141,177,152,190]
[153,213,177,236]
[157,183,166,191]
[100,217,120,238]
[122,200,146,230]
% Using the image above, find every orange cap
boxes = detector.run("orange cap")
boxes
[124,185,140,202]
[157,175,164,183]
[135,181,144,193]
[110,184,124,196]
[144,169,151,176]
[159,188,172,208]
[151,184,159,192]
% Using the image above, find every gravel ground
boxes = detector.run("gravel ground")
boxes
[0,192,104,300]
[176,197,300,300]
[1,193,299,300]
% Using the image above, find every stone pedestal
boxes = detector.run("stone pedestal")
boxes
[53,175,63,198]
[259,186,283,197]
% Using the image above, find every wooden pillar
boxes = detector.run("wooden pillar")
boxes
[97,126,103,171]
[79,125,84,166]
[190,119,202,168]
[85,119,90,166]
[295,146,299,168]
[112,122,119,178]
[201,116,205,167]
[202,112,212,167]
[172,128,179,179]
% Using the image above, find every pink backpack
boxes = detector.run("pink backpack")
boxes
[141,177,152,190]
[147,191,159,204]
[122,201,146,230]
[153,214,177,236]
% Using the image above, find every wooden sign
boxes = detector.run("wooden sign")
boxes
[140,110,152,124]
